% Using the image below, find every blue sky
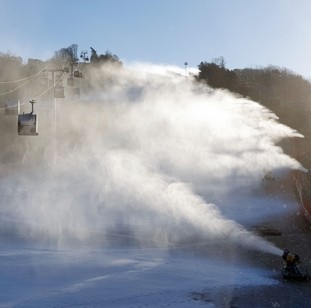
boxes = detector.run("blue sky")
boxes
[1,0,311,77]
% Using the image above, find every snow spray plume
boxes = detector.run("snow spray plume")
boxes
[0,62,303,256]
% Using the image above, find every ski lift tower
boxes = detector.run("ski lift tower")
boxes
[80,50,89,62]
[43,67,64,162]
[43,67,65,99]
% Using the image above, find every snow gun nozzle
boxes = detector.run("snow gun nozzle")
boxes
[282,249,301,265]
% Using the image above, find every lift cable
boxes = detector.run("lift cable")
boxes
[0,69,46,97]
[1,60,81,111]
[0,69,45,84]
[33,75,64,100]
[0,72,65,111]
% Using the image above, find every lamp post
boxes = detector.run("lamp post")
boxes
[184,62,188,78]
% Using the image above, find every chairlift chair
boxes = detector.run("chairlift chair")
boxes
[74,71,82,78]
[18,100,38,136]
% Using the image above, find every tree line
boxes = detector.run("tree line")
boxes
[197,57,311,141]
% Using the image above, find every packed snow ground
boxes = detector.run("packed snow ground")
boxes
[0,175,299,308]
[0,239,278,307]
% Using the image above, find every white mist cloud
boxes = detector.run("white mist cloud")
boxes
[0,62,304,256]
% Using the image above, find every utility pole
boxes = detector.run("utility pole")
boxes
[184,62,188,79]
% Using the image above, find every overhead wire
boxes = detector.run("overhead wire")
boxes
[0,72,43,111]
[0,58,83,112]
[0,70,44,97]
[0,68,68,111]
[33,74,65,100]
[0,69,45,84]
[33,60,82,101]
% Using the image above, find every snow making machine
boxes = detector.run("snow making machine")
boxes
[282,249,308,281]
